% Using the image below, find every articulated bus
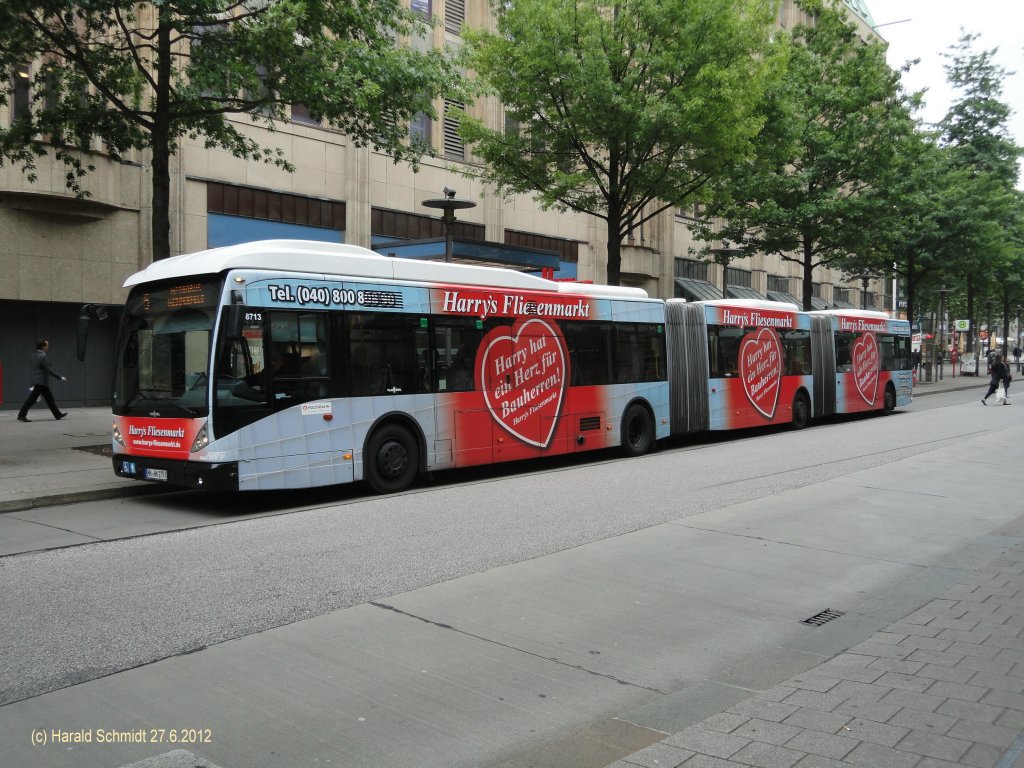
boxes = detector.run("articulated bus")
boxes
[109,240,668,493]
[105,241,911,494]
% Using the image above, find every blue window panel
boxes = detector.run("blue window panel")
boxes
[208,213,344,248]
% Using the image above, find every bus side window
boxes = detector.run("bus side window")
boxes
[835,332,855,372]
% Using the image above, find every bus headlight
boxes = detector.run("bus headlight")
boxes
[112,422,126,447]
[191,425,209,453]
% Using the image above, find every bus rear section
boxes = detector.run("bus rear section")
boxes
[810,310,913,416]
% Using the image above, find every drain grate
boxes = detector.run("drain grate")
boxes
[801,608,845,626]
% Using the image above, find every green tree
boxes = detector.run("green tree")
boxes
[458,0,781,286]
[691,0,910,310]
[0,0,462,259]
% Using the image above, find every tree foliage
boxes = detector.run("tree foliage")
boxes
[458,0,782,285]
[0,0,462,258]
[691,0,910,310]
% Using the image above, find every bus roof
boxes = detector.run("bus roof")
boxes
[810,309,892,320]
[123,239,650,300]
[699,298,801,312]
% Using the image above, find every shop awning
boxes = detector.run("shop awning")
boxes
[674,277,723,301]
[727,285,768,301]
[767,290,803,308]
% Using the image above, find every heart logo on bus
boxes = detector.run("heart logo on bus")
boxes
[852,333,880,404]
[480,318,568,448]
[738,328,783,419]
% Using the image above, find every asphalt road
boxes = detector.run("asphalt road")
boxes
[1,386,1018,767]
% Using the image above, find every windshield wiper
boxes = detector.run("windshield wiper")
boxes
[128,392,197,417]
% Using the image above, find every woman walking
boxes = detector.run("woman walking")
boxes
[982,353,1011,405]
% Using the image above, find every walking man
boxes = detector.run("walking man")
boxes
[17,339,68,422]
[982,353,1011,406]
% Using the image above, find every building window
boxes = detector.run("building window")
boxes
[207,182,346,248]
[12,63,30,121]
[411,0,431,17]
[372,207,484,243]
[834,288,853,304]
[674,258,708,281]
[290,102,320,126]
[767,275,792,294]
[409,111,432,145]
[812,282,823,298]
[725,267,752,288]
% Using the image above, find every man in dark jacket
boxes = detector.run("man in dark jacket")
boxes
[16,340,68,421]
[982,354,1011,406]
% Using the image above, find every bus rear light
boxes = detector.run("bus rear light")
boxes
[191,425,209,453]
[112,422,126,447]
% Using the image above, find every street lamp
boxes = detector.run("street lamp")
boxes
[421,187,476,263]
[859,269,873,310]
[936,288,951,379]
[1016,304,1023,372]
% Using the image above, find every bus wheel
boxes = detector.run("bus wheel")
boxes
[791,392,810,430]
[366,425,419,493]
[882,384,897,415]
[621,404,654,456]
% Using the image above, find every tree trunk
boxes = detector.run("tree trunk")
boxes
[801,236,814,311]
[606,214,622,286]
[151,11,173,260]
[966,275,975,354]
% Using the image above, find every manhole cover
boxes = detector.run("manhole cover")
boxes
[801,608,845,626]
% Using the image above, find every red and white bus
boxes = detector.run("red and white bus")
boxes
[109,240,669,492]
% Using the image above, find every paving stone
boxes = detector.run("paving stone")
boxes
[782,689,846,712]
[785,677,841,693]
[888,707,957,734]
[937,628,992,644]
[995,648,1024,665]
[830,680,891,704]
[983,688,1024,711]
[928,616,979,631]
[916,758,967,768]
[783,730,858,760]
[878,688,947,714]
[894,729,971,761]
[677,756,740,768]
[729,700,800,723]
[622,741,695,768]
[935,697,1003,724]
[731,718,804,746]
[950,641,1001,659]
[986,635,1024,652]
[809,665,887,684]
[699,713,750,734]
[946,719,1018,748]
[842,718,909,747]
[995,706,1024,729]
[843,740,921,768]
[791,756,850,768]
[868,659,926,675]
[900,636,955,652]
[876,672,933,692]
[925,680,989,702]
[833,700,902,723]
[969,670,1024,693]
[759,686,799,703]
[918,663,975,683]
[848,642,914,660]
[817,654,874,669]
[730,741,805,768]
[959,740,1003,768]
[887,623,944,638]
[782,708,851,734]
[871,632,909,645]
[664,726,750,759]
[907,649,965,667]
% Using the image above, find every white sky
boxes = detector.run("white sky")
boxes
[873,0,1023,178]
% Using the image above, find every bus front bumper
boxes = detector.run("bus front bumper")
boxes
[113,456,238,491]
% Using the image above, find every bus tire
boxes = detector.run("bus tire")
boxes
[365,424,419,494]
[791,392,811,430]
[621,403,655,457]
[882,384,897,415]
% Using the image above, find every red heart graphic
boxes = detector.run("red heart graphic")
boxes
[852,333,880,404]
[479,318,568,448]
[738,328,783,419]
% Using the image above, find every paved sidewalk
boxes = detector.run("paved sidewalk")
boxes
[0,372,984,513]
[609,539,1024,768]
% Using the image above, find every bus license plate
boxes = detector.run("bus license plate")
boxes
[144,468,168,481]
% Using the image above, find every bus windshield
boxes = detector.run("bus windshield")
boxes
[113,279,222,417]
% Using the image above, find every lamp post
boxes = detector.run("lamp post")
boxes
[986,299,995,368]
[936,288,951,379]
[1017,304,1023,372]
[859,269,873,310]
[422,187,476,263]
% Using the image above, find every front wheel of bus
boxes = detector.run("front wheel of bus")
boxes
[366,425,419,494]
[791,392,810,430]
[621,404,654,456]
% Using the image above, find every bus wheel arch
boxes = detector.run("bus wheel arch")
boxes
[621,400,656,457]
[882,383,897,415]
[791,389,811,430]
[363,415,424,494]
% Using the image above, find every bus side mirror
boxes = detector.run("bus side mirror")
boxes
[224,292,245,338]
